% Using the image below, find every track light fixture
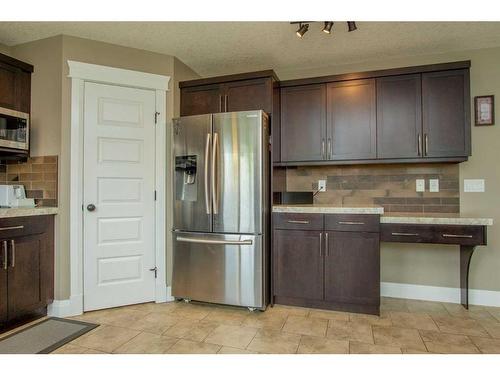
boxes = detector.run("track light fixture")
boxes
[291,21,358,38]
[322,21,334,34]
[296,23,309,38]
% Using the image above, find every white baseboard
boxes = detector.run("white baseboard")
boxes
[47,294,83,318]
[381,282,500,307]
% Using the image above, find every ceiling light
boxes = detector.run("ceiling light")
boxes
[296,23,309,38]
[347,22,357,32]
[322,22,334,34]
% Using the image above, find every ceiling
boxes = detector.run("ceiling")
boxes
[1,22,500,78]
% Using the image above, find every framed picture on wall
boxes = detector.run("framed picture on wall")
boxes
[474,95,495,126]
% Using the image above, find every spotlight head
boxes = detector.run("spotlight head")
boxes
[296,23,309,38]
[323,21,334,34]
[347,21,357,32]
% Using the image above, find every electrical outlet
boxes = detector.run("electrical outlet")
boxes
[429,179,439,192]
[464,179,485,192]
[318,179,327,192]
[416,179,425,192]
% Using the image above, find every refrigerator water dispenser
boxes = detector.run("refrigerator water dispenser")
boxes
[175,155,197,201]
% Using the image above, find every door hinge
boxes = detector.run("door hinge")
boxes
[149,267,158,278]
[154,190,157,201]
[154,111,160,124]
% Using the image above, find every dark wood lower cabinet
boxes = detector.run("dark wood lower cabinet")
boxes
[324,231,380,307]
[272,213,380,315]
[273,230,323,301]
[0,215,55,331]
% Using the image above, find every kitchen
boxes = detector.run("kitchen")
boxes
[0,8,500,366]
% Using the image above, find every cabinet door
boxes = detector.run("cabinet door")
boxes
[273,230,323,300]
[0,62,17,111]
[422,69,470,158]
[224,78,272,113]
[7,234,48,320]
[180,84,222,116]
[324,231,379,306]
[281,84,326,162]
[0,242,7,323]
[327,79,376,160]
[377,74,422,159]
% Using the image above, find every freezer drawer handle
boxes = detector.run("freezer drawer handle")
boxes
[287,220,310,224]
[391,232,419,237]
[176,236,253,245]
[0,225,24,231]
[338,221,365,225]
[442,234,473,239]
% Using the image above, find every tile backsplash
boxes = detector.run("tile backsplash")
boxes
[0,156,58,207]
[285,163,459,214]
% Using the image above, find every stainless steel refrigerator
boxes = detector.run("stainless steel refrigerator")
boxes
[172,110,270,310]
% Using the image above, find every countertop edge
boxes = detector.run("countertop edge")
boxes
[0,207,59,218]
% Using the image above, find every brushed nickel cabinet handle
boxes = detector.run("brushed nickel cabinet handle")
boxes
[442,234,473,239]
[424,133,428,156]
[0,225,24,231]
[9,240,15,268]
[287,220,310,224]
[1,241,7,270]
[391,232,419,237]
[325,232,329,257]
[338,221,365,225]
[319,233,322,257]
[418,134,422,156]
[327,138,332,159]
[321,138,325,159]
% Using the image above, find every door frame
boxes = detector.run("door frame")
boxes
[66,60,170,316]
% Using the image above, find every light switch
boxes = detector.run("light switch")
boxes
[318,179,327,192]
[429,179,439,192]
[416,179,425,192]
[464,179,485,192]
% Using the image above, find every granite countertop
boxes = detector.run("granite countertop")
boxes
[380,213,493,226]
[272,205,493,226]
[0,207,58,218]
[272,205,384,214]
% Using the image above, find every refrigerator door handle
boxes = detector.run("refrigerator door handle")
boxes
[176,236,253,246]
[204,133,211,214]
[212,132,219,215]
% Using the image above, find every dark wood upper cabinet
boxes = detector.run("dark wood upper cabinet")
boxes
[280,84,326,162]
[273,229,324,301]
[180,84,222,116]
[377,74,422,159]
[0,62,17,111]
[327,79,376,160]
[179,70,280,161]
[0,54,33,114]
[324,231,380,306]
[422,69,471,158]
[224,78,272,113]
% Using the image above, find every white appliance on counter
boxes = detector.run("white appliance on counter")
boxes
[0,184,35,208]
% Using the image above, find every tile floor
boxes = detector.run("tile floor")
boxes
[46,298,500,354]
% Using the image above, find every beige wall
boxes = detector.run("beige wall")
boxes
[279,48,500,292]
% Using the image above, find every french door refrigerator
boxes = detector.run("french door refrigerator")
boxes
[172,110,270,310]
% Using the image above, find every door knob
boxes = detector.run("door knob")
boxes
[87,204,96,212]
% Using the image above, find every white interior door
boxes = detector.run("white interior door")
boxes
[83,82,156,311]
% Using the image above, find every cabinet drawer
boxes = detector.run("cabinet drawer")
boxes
[325,214,380,233]
[380,224,486,245]
[273,213,323,230]
[0,216,50,240]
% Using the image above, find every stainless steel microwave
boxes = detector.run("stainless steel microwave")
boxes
[0,107,29,151]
